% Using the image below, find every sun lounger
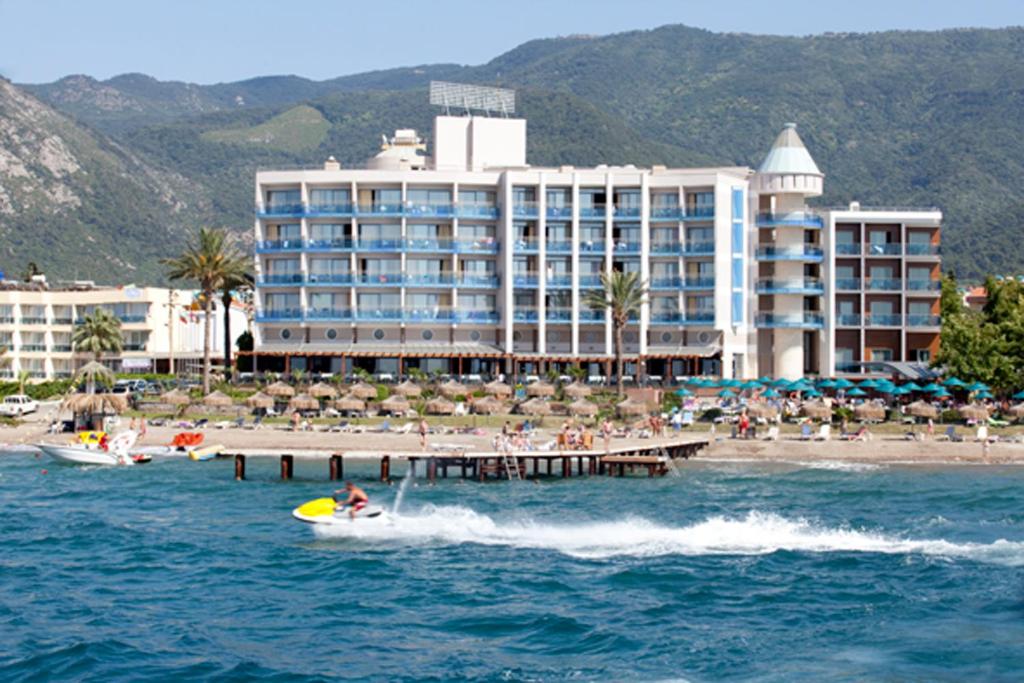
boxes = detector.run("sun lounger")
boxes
[799,423,813,441]
[242,416,263,430]
[328,420,349,433]
[764,426,780,441]
[842,426,870,442]
[395,423,414,435]
[976,425,989,442]
[814,424,831,441]
[213,420,231,430]
[942,425,963,442]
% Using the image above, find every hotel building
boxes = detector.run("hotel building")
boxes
[0,280,243,381]
[252,108,941,381]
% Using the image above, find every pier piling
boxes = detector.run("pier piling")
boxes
[234,454,246,481]
[280,454,294,480]
[329,454,343,481]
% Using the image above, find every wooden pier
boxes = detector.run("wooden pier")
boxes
[227,439,708,482]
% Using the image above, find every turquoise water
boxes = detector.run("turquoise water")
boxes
[2,453,1024,682]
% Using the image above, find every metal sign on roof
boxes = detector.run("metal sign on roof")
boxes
[429,81,515,117]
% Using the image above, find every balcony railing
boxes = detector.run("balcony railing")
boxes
[651,242,682,255]
[682,242,715,256]
[545,308,572,322]
[258,274,304,285]
[405,203,454,218]
[755,278,825,294]
[256,239,303,252]
[835,243,861,256]
[614,206,642,219]
[837,314,862,327]
[404,308,455,322]
[650,311,683,324]
[755,312,825,328]
[306,273,354,285]
[650,206,682,221]
[356,273,403,286]
[650,276,682,290]
[513,238,539,253]
[51,344,73,352]
[255,308,303,322]
[905,244,941,256]
[866,314,903,327]
[356,238,403,251]
[19,317,46,324]
[457,274,498,288]
[579,309,605,322]
[906,279,941,291]
[682,312,715,324]
[755,246,824,261]
[122,344,147,352]
[454,238,499,254]
[683,277,716,290]
[20,344,46,352]
[456,203,499,219]
[119,315,147,323]
[865,243,902,256]
[52,317,74,325]
[546,275,572,288]
[579,275,603,288]
[612,241,641,254]
[580,241,605,254]
[356,203,404,217]
[514,309,539,323]
[305,309,353,321]
[404,273,455,287]
[906,314,941,327]
[257,203,304,217]
[512,202,539,218]
[866,278,902,291]
[0,317,14,324]
[756,211,823,228]
[685,206,715,220]
[456,310,499,324]
[405,238,454,252]
[355,308,403,322]
[546,206,573,219]
[306,238,353,251]
[513,273,539,287]
[579,206,606,218]
[545,240,572,253]
[306,203,354,216]
[835,277,861,290]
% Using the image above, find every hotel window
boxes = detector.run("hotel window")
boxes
[579,189,605,208]
[308,189,349,207]
[275,223,301,241]
[613,226,639,247]
[686,227,713,246]
[266,259,300,275]
[686,191,714,212]
[514,293,536,307]
[408,189,451,207]
[407,259,444,276]
[612,259,641,274]
[309,259,348,276]
[513,187,536,204]
[461,294,495,310]
[361,258,401,275]
[908,301,932,317]
[836,348,855,364]
[913,349,931,362]
[461,259,495,275]
[359,224,401,245]
[308,293,341,312]
[265,293,299,311]
[546,292,571,308]
[870,300,895,315]
[580,223,604,246]
[546,258,570,277]
[358,293,399,311]
[460,224,496,240]
[651,228,676,246]
[547,223,571,243]
[836,264,856,279]
[687,261,714,279]
[689,296,714,313]
[458,190,495,207]
[871,349,894,362]
[907,231,932,245]
[652,262,679,278]
[546,189,571,210]
[652,296,679,313]
[614,190,640,210]
[266,189,300,208]
[513,258,531,275]
[370,189,401,207]
[310,223,349,242]
[838,300,856,316]
[408,223,441,239]
[651,193,679,210]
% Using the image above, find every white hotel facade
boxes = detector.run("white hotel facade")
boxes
[252,111,941,381]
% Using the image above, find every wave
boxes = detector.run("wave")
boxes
[312,506,1024,565]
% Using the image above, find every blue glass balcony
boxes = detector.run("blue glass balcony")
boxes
[21,344,46,352]
[546,275,572,288]
[355,308,403,322]
[356,273,403,286]
[614,206,642,220]
[650,276,682,290]
[256,308,303,322]
[685,206,715,220]
[612,242,641,254]
[835,243,862,256]
[118,315,147,323]
[579,275,603,288]
[905,244,941,256]
[906,279,941,291]
[457,310,499,324]
[866,314,903,327]
[514,309,539,323]
[579,206,605,219]
[513,202,538,219]
[52,345,73,352]
[651,242,682,256]
[306,203,353,217]
[545,240,572,254]
[545,308,572,322]
[906,314,941,327]
[305,309,353,321]
[405,238,454,252]
[835,277,861,290]
[0,316,13,324]
[456,203,499,219]
[256,239,303,253]
[405,308,455,322]
[20,317,46,324]
[866,278,902,291]
[356,239,403,251]
[755,278,825,295]
[546,206,573,219]
[257,203,304,218]
[457,274,498,288]
[650,206,682,222]
[513,273,539,287]
[404,273,455,287]
[258,274,304,285]
[306,273,353,286]
[650,311,683,325]
[405,203,454,218]
[579,309,605,322]
[306,238,353,251]
[454,238,499,254]
[52,318,74,325]
[357,203,404,217]
[682,242,715,257]
[865,243,902,256]
[755,246,824,262]
[755,312,825,329]
[580,241,605,254]
[513,238,538,254]
[682,312,715,325]
[837,314,862,327]
[683,277,715,290]
[756,211,823,229]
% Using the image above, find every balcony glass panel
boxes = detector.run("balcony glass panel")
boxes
[836,277,861,290]
[756,211,823,228]
[906,314,941,327]
[906,279,941,291]
[905,244,940,256]
[866,314,903,326]
[835,242,861,255]
[866,278,902,291]
[683,277,715,289]
[866,243,902,256]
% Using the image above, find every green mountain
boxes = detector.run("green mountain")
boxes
[13,24,1024,281]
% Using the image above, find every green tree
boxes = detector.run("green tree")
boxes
[72,308,123,362]
[16,369,29,395]
[583,270,647,396]
[163,228,249,393]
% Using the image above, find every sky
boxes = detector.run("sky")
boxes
[1,0,1022,84]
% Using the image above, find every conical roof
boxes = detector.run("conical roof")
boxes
[758,123,822,176]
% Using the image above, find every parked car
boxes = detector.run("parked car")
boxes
[0,394,38,417]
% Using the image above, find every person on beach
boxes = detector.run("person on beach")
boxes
[418,418,429,451]
[601,417,613,452]
[290,411,301,431]
[333,482,369,519]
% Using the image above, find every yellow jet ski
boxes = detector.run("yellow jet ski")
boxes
[292,497,386,525]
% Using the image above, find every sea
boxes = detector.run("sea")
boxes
[1,452,1023,682]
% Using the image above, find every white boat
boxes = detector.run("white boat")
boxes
[37,430,142,466]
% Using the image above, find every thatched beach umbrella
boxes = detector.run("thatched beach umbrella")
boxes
[308,382,338,399]
[393,379,423,397]
[74,360,116,394]
[563,382,592,399]
[616,397,649,417]
[473,396,505,415]
[745,402,778,419]
[526,381,556,397]
[906,400,939,419]
[245,392,275,409]
[335,395,366,412]
[568,398,598,417]
[349,382,378,400]
[161,388,191,406]
[800,400,832,420]
[379,394,411,415]
[958,403,991,421]
[439,379,468,399]
[202,390,233,408]
[520,397,552,416]
[425,396,456,415]
[853,403,886,421]
[62,393,128,415]
[288,393,320,411]
[484,379,513,397]
[265,381,295,398]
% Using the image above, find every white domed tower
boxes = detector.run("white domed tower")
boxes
[753,124,825,380]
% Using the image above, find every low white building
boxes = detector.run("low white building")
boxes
[0,278,248,381]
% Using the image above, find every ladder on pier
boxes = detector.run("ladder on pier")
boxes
[501,451,522,481]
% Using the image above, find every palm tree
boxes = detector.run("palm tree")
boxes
[73,308,123,362]
[220,271,252,381]
[583,270,647,396]
[163,228,249,393]
[16,369,29,395]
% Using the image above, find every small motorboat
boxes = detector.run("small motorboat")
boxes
[292,497,386,525]
[37,430,141,466]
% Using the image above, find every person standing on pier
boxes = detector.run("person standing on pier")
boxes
[418,417,429,451]
[601,417,613,453]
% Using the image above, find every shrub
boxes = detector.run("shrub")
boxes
[940,409,961,424]
[834,406,853,422]
[701,407,723,422]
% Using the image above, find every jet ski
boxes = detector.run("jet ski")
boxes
[292,497,386,525]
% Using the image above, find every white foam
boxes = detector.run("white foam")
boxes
[311,506,1024,565]
[790,460,884,472]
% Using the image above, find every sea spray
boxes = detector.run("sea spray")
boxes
[391,466,414,514]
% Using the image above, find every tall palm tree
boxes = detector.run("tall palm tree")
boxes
[220,271,251,381]
[583,270,647,396]
[73,308,123,362]
[163,228,249,393]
